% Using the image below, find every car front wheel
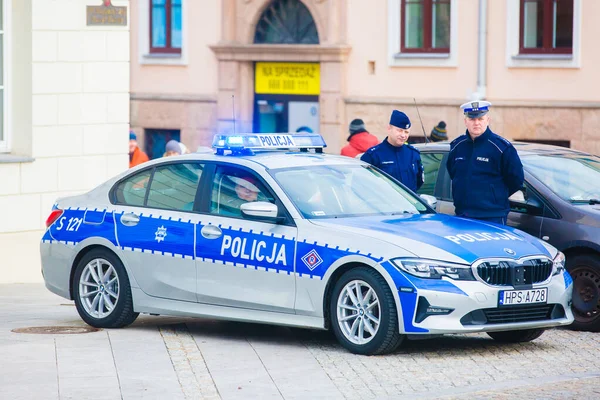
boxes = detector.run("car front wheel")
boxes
[330,267,403,355]
[73,249,138,329]
[567,253,600,332]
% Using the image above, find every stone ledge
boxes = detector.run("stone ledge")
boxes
[345,96,600,109]
[0,154,35,164]
[210,43,352,62]
[131,93,218,103]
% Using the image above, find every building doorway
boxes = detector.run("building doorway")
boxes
[252,0,320,133]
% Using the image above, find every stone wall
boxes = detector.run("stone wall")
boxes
[130,96,218,155]
[0,0,130,283]
[345,98,600,155]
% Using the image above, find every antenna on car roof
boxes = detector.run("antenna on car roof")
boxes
[413,98,430,143]
[231,95,236,135]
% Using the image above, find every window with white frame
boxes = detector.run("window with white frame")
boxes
[0,0,8,152]
[388,0,458,67]
[506,0,580,68]
[150,0,182,54]
[139,0,186,65]
[520,0,573,54]
[402,0,450,53]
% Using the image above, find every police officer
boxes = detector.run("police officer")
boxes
[446,101,524,224]
[360,110,424,192]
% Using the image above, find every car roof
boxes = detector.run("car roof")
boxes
[143,151,361,170]
[414,141,592,157]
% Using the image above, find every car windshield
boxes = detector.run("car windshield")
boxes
[270,164,431,218]
[522,152,600,203]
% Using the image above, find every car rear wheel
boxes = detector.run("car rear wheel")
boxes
[566,254,600,332]
[330,267,403,355]
[73,249,138,328]
[487,328,545,343]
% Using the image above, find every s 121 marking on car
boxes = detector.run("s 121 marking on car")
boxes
[41,133,573,355]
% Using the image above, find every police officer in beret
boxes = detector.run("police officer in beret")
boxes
[446,101,524,225]
[361,110,424,192]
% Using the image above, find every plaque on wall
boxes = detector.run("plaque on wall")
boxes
[87,0,127,26]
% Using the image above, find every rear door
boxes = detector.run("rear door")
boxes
[112,162,206,302]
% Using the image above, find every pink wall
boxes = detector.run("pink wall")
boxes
[346,0,479,100]
[486,0,599,102]
[130,0,221,95]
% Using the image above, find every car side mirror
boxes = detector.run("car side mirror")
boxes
[241,201,284,223]
[419,194,438,209]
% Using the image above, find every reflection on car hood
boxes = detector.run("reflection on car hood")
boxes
[311,214,551,264]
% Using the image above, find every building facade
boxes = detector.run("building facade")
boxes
[131,0,599,157]
[0,0,130,283]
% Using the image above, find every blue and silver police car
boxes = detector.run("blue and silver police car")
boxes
[41,133,573,355]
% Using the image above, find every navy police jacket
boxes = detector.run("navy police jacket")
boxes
[446,128,524,218]
[361,138,424,192]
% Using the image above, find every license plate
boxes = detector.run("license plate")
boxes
[498,288,548,306]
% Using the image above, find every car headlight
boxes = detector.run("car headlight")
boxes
[552,251,566,276]
[391,258,475,280]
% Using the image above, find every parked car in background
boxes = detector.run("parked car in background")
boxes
[415,142,600,332]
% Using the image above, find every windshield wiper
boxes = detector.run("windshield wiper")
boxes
[570,199,600,205]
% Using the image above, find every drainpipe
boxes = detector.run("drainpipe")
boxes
[476,0,488,99]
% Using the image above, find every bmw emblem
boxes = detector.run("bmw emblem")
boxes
[504,248,516,256]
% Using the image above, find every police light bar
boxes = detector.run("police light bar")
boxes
[212,133,327,154]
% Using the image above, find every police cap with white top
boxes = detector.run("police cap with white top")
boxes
[460,100,492,118]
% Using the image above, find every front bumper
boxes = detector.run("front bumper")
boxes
[396,270,574,334]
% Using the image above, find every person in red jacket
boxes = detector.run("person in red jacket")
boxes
[129,131,149,168]
[340,119,379,158]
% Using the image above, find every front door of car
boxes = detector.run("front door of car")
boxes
[505,182,562,242]
[113,162,205,303]
[195,165,297,313]
[418,152,454,213]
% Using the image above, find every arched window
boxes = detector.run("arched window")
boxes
[254,0,319,44]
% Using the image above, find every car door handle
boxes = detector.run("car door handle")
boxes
[120,213,140,227]
[201,225,222,239]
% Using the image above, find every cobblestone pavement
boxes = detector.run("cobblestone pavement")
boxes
[2,284,599,399]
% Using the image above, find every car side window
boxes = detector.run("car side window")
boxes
[146,163,204,211]
[418,153,445,197]
[210,166,275,219]
[113,169,152,206]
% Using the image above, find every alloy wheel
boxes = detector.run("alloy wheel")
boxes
[78,258,120,319]
[336,280,381,345]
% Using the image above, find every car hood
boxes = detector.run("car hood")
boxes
[310,213,552,264]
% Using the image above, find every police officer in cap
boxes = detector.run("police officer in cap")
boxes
[446,101,524,225]
[361,110,424,192]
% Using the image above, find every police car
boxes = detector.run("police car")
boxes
[41,133,573,355]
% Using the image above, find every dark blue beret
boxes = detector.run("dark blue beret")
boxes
[389,110,411,129]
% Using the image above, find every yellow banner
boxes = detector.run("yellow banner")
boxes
[255,62,320,95]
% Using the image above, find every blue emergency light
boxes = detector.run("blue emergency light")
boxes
[212,133,327,155]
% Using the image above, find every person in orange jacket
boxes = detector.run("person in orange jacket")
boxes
[340,119,379,158]
[129,131,149,168]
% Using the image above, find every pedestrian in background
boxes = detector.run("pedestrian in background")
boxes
[361,110,424,192]
[163,139,183,157]
[429,121,448,142]
[129,131,149,168]
[340,118,379,158]
[446,101,524,225]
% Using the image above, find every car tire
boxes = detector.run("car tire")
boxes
[73,248,138,329]
[566,253,600,332]
[330,267,403,355]
[486,328,545,343]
